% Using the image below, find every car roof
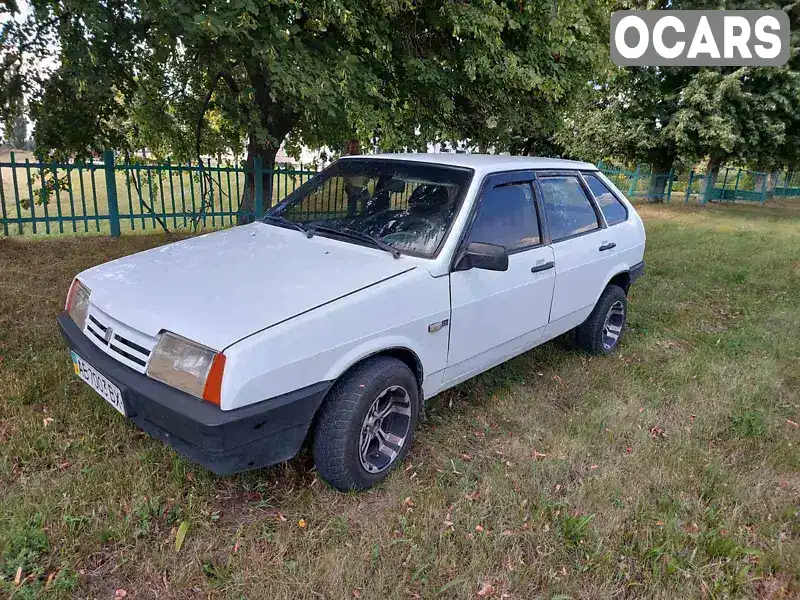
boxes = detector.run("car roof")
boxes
[338,153,597,172]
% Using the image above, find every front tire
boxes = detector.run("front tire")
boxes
[312,357,419,491]
[575,284,628,355]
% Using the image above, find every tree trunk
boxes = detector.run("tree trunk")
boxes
[703,155,724,202]
[647,159,675,203]
[237,62,297,224]
[766,171,779,200]
[238,140,279,224]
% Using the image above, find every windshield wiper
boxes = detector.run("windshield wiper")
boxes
[308,225,401,259]
[263,214,312,236]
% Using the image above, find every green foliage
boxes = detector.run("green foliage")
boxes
[2,0,610,166]
[563,0,800,173]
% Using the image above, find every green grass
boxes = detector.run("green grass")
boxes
[1,201,799,598]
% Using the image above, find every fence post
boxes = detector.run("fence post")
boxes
[628,165,641,196]
[685,170,694,204]
[732,169,741,202]
[103,150,121,237]
[665,167,675,203]
[701,168,715,204]
[254,156,264,219]
[760,171,768,204]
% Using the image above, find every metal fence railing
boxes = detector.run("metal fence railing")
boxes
[596,162,800,205]
[0,150,318,237]
[2,151,798,237]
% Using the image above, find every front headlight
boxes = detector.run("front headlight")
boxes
[65,279,91,330]
[146,332,226,405]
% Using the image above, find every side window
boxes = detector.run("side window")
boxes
[584,173,628,226]
[539,176,600,242]
[468,182,540,251]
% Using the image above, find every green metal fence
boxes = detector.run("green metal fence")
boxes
[0,151,317,237]
[2,152,799,238]
[595,162,794,205]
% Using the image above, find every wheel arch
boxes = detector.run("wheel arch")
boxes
[607,270,631,294]
[330,346,424,393]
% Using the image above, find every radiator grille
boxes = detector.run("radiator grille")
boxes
[84,308,155,373]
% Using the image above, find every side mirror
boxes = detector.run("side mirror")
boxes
[457,241,509,272]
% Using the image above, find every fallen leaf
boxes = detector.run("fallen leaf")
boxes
[175,520,189,552]
[532,450,547,460]
[44,572,55,590]
[115,590,127,599]
[649,425,666,439]
[232,539,240,554]
[298,519,307,528]
[465,490,480,501]
[14,567,22,586]
[352,589,362,598]
[461,453,472,462]
[475,524,484,533]
[477,582,495,597]
[443,520,454,528]
[43,417,54,427]
[626,447,632,453]
[589,464,599,470]
[278,513,287,522]
[553,374,565,385]
[502,529,513,536]
[787,419,799,429]
[403,497,415,508]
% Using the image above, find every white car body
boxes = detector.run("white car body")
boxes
[74,154,645,411]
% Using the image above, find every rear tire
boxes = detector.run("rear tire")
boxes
[313,357,419,492]
[575,284,627,355]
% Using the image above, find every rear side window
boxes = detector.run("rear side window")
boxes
[584,173,628,226]
[538,176,600,242]
[468,183,541,251]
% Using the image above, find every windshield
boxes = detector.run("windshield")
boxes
[266,159,473,258]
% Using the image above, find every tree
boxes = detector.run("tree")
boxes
[561,0,800,200]
[6,101,28,149]
[2,0,610,217]
[670,67,800,188]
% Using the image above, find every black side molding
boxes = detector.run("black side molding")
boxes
[629,261,645,284]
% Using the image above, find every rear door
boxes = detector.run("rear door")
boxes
[581,171,644,267]
[443,171,556,387]
[535,172,613,332]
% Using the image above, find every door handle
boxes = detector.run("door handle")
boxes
[531,261,555,273]
[599,242,616,251]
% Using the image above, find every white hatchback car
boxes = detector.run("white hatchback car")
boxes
[60,154,645,491]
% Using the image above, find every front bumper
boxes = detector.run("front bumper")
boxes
[58,313,331,475]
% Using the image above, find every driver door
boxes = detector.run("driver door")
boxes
[442,171,556,388]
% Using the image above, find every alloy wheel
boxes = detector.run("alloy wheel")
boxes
[358,385,413,474]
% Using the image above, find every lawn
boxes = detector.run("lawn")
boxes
[0,201,798,599]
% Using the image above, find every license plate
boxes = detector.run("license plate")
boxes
[70,351,126,416]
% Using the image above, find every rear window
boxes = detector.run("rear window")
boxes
[584,173,628,226]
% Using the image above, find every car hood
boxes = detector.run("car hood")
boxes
[78,222,419,349]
